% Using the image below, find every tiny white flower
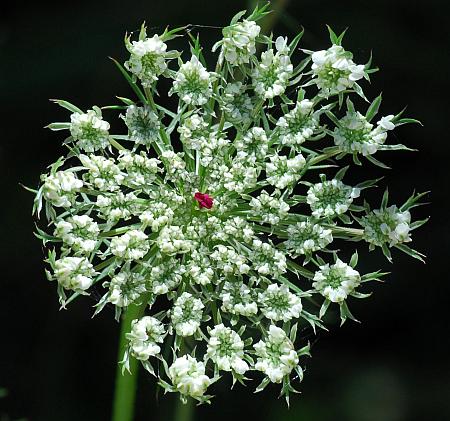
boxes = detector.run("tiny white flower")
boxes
[223,154,259,193]
[147,258,185,295]
[55,215,99,254]
[140,202,174,232]
[253,37,293,99]
[377,115,396,131]
[266,154,306,189]
[127,316,165,360]
[168,355,211,398]
[221,82,254,125]
[70,110,110,152]
[213,19,261,66]
[307,178,360,218]
[258,284,302,322]
[156,225,191,255]
[235,127,269,162]
[310,44,366,97]
[250,190,290,225]
[122,105,161,146]
[220,281,258,317]
[313,258,361,303]
[206,324,249,374]
[171,292,204,337]
[211,245,250,276]
[125,34,169,87]
[118,150,161,189]
[170,56,214,106]
[54,256,96,292]
[110,229,150,260]
[333,110,396,156]
[79,154,124,191]
[254,325,299,383]
[106,269,147,307]
[96,192,141,223]
[285,220,333,256]
[249,239,286,278]
[360,205,412,247]
[276,99,319,148]
[42,171,83,208]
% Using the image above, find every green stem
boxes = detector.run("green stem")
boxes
[171,338,195,421]
[174,397,195,421]
[111,303,146,421]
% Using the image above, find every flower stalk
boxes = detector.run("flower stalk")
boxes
[112,302,147,421]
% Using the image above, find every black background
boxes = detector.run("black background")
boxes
[0,1,448,420]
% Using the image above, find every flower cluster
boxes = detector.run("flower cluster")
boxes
[206,324,249,374]
[127,316,165,361]
[332,100,397,156]
[285,220,333,257]
[306,175,360,218]
[170,56,214,105]
[313,258,361,303]
[253,36,293,99]
[34,5,427,407]
[308,44,366,98]
[213,19,261,66]
[276,99,321,148]
[254,325,299,383]
[70,109,110,152]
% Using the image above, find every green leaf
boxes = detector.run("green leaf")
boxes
[160,25,188,42]
[378,144,416,152]
[230,10,247,25]
[361,270,389,282]
[410,217,430,231]
[381,188,389,208]
[346,97,355,113]
[381,243,392,262]
[34,226,60,244]
[395,117,423,126]
[324,109,340,127]
[116,96,135,106]
[288,29,304,55]
[339,301,358,325]
[247,1,271,22]
[366,93,383,122]
[394,243,426,263]
[356,177,383,189]
[349,250,358,268]
[255,377,270,393]
[353,83,369,102]
[109,57,147,104]
[334,165,349,181]
[319,299,330,319]
[326,25,347,45]
[351,291,372,299]
[46,122,71,131]
[400,191,429,212]
[278,276,304,294]
[336,28,348,45]
[290,323,298,342]
[301,310,327,333]
[366,154,391,169]
[286,259,314,279]
[326,25,339,44]
[50,99,82,114]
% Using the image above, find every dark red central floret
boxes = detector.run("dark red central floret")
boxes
[194,192,213,209]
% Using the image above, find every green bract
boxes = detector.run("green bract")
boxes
[32,4,427,406]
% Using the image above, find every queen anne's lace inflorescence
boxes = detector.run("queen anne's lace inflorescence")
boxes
[33,5,427,405]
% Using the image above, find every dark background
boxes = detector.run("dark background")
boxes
[0,1,448,420]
